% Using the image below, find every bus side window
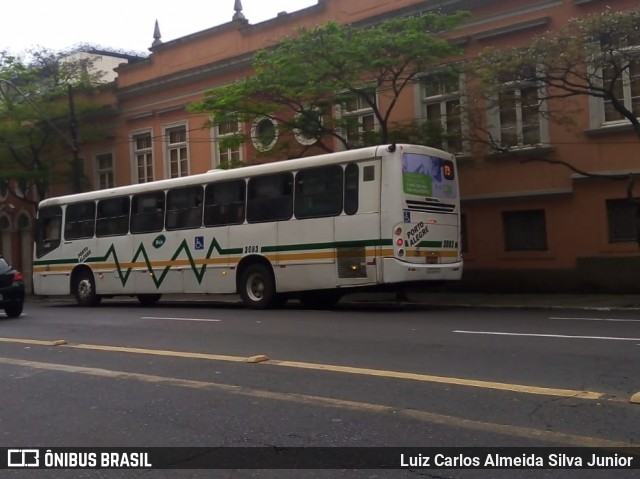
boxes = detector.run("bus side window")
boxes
[294,165,343,219]
[97,197,130,237]
[64,201,96,240]
[344,163,359,215]
[204,180,246,227]
[166,186,203,230]
[247,173,293,223]
[131,191,165,234]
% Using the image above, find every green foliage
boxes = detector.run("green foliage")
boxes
[189,12,469,155]
[387,120,454,149]
[473,8,640,139]
[0,48,105,204]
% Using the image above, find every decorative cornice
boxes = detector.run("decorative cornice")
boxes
[570,169,640,180]
[584,123,637,137]
[116,52,254,101]
[486,145,555,159]
[462,187,573,202]
[472,16,551,41]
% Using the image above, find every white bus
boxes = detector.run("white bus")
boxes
[33,144,463,309]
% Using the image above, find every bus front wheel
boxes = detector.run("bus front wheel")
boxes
[73,270,101,307]
[239,263,276,309]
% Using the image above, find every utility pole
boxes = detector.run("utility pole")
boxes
[67,85,83,194]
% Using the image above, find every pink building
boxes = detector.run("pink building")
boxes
[13,0,640,292]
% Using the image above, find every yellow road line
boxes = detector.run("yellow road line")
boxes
[0,337,64,346]
[0,355,632,449]
[0,336,611,401]
[68,343,249,363]
[267,359,604,400]
[68,342,606,400]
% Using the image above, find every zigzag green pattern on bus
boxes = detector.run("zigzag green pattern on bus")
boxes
[33,237,243,289]
[85,238,243,288]
[34,236,450,289]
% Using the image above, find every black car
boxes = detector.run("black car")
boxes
[0,254,24,318]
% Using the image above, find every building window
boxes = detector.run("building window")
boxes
[95,153,114,190]
[342,89,378,148]
[422,73,463,153]
[503,209,548,251]
[133,133,153,183]
[602,59,640,123]
[294,108,322,146]
[496,85,541,148]
[166,125,189,178]
[251,117,278,152]
[215,119,242,168]
[606,198,638,243]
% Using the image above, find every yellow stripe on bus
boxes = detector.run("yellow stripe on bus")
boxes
[33,248,459,274]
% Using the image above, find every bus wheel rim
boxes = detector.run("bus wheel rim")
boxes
[247,273,265,302]
[78,279,92,299]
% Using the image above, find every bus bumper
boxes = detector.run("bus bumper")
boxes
[381,257,463,283]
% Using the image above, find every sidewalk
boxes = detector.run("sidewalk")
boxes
[32,292,640,311]
[397,292,640,311]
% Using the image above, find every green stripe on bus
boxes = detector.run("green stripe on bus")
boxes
[34,237,390,289]
[261,238,391,253]
[418,240,443,248]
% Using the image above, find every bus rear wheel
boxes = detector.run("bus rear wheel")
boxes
[137,294,162,306]
[73,270,101,307]
[239,263,276,309]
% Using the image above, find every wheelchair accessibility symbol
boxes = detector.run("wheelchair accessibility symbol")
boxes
[194,236,205,250]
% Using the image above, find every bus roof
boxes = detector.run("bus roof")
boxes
[37,144,450,208]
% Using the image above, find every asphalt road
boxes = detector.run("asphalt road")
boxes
[0,298,639,478]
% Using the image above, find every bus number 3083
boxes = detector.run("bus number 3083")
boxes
[244,245,260,254]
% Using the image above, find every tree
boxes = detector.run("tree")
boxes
[471,9,640,170]
[470,8,640,242]
[189,12,469,161]
[0,48,105,208]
